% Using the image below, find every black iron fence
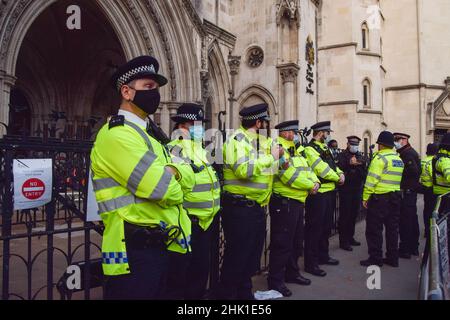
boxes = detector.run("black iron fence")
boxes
[1,135,366,300]
[0,135,104,300]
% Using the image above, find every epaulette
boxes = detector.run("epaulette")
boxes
[109,115,125,129]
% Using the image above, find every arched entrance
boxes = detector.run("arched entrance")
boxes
[0,0,203,137]
[13,0,126,139]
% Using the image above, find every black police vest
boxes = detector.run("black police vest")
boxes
[432,153,450,187]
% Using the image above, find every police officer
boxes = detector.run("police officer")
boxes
[431,133,450,262]
[393,132,421,259]
[267,120,319,297]
[217,104,282,300]
[91,56,195,299]
[361,131,404,267]
[164,103,221,299]
[304,121,344,277]
[337,136,367,251]
[420,143,438,241]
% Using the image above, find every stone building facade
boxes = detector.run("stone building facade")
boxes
[0,0,449,156]
[318,0,450,155]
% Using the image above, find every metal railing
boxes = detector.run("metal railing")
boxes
[418,192,450,300]
[1,135,367,300]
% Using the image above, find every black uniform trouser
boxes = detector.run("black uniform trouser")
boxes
[104,245,168,300]
[268,196,304,287]
[163,216,216,300]
[399,191,420,254]
[339,189,362,246]
[304,191,334,269]
[217,203,266,300]
[365,192,401,262]
[423,188,436,241]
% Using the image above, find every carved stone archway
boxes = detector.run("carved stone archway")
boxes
[429,77,450,141]
[236,85,279,128]
[0,0,202,136]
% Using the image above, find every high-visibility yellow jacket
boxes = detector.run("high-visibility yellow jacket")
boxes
[363,148,404,201]
[91,117,194,276]
[420,155,434,188]
[432,149,450,195]
[304,139,342,193]
[223,126,275,206]
[168,138,221,231]
[273,137,320,203]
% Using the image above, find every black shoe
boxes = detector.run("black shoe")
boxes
[285,275,311,286]
[383,258,399,267]
[350,239,361,246]
[399,252,411,259]
[304,266,327,277]
[269,285,292,297]
[340,244,353,252]
[319,257,340,266]
[360,258,383,267]
[411,249,419,256]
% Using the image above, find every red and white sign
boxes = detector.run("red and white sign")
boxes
[13,159,52,210]
[22,178,46,200]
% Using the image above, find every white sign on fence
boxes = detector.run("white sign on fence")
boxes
[86,170,101,222]
[13,159,52,210]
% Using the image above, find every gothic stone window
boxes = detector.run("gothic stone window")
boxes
[362,22,369,50]
[363,78,372,108]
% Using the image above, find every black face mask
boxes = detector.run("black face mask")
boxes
[130,88,161,115]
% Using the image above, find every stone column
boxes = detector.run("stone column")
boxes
[278,63,299,121]
[228,55,241,129]
[0,71,17,136]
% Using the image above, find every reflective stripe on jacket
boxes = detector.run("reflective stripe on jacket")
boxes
[223,126,275,206]
[273,137,319,203]
[363,149,404,201]
[168,138,221,231]
[304,140,342,193]
[91,119,194,275]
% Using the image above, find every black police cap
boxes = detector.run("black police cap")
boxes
[311,121,333,132]
[347,135,362,145]
[393,132,411,139]
[275,120,299,132]
[239,104,270,121]
[112,56,168,91]
[171,103,208,123]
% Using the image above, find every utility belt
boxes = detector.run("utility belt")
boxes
[271,193,301,206]
[221,192,260,208]
[401,189,417,196]
[371,191,402,201]
[189,215,200,225]
[124,221,179,250]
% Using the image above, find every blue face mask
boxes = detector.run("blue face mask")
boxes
[293,135,300,144]
[189,125,204,141]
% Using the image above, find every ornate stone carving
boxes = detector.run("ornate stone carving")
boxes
[144,1,177,101]
[180,0,206,36]
[200,70,211,103]
[246,47,264,68]
[228,55,241,75]
[0,0,29,65]
[278,63,300,83]
[123,0,154,55]
[276,0,300,28]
